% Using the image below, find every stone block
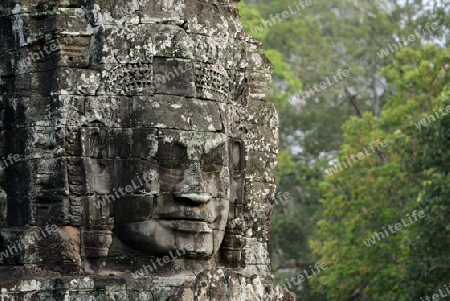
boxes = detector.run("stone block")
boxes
[184,1,229,37]
[83,196,114,230]
[55,68,100,96]
[13,71,54,97]
[132,96,224,131]
[245,151,276,184]
[194,63,229,102]
[151,24,193,59]
[246,98,279,127]
[82,158,114,194]
[100,63,154,96]
[53,8,94,36]
[137,0,185,25]
[3,97,52,128]
[153,57,195,97]
[244,125,278,154]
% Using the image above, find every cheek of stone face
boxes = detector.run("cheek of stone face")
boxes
[201,168,230,199]
[157,167,184,193]
[208,198,229,231]
[199,143,230,198]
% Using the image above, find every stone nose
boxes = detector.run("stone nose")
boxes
[173,163,211,204]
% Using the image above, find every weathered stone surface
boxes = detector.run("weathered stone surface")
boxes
[0,0,293,299]
[169,269,295,301]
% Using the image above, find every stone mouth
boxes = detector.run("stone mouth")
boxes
[177,193,211,203]
[159,220,213,233]
[160,216,207,221]
[159,211,213,222]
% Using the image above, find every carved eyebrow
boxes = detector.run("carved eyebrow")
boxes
[201,146,227,163]
[155,141,188,161]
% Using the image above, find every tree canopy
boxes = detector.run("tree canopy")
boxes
[239,1,450,299]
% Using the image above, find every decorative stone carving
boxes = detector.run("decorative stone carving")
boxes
[0,0,293,299]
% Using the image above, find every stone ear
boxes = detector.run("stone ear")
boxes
[229,139,245,171]
[229,139,245,205]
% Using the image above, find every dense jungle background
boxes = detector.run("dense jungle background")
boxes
[238,1,450,300]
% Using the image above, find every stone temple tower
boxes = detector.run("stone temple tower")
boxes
[0,0,294,299]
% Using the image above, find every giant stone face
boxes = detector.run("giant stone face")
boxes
[0,0,297,298]
[114,130,231,257]
[0,0,278,281]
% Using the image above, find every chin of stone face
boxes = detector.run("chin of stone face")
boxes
[0,0,294,299]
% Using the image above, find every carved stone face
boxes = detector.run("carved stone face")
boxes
[114,130,230,257]
[0,0,277,285]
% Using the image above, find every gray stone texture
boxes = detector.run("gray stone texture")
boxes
[0,0,293,299]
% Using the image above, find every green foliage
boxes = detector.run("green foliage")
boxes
[239,0,450,300]
[310,46,450,300]
[238,1,301,113]
[275,150,293,180]
[238,1,267,40]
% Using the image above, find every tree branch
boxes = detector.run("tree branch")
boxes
[345,89,362,117]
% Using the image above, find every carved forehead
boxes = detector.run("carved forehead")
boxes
[157,129,228,158]
[132,96,225,131]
